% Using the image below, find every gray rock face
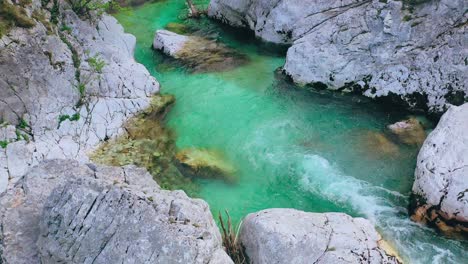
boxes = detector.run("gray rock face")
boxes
[0,160,232,264]
[411,103,468,234]
[239,209,400,264]
[0,0,160,195]
[209,0,467,113]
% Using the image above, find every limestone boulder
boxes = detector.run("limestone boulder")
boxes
[209,0,468,113]
[239,209,400,264]
[411,103,468,235]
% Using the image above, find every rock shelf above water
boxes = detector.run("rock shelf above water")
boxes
[208,0,468,113]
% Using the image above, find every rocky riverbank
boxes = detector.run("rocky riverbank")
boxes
[208,0,467,114]
[411,103,468,236]
[0,0,159,195]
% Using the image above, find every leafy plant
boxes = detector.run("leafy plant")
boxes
[67,0,95,16]
[88,55,106,73]
[0,140,8,149]
[57,113,80,128]
[219,210,246,264]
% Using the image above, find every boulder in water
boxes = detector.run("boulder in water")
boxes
[175,148,237,183]
[153,30,248,73]
[388,117,426,145]
[411,103,468,236]
[361,131,399,157]
[239,209,401,264]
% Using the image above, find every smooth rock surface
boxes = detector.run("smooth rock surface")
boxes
[0,160,232,264]
[239,209,400,264]
[412,103,468,233]
[209,0,468,113]
[0,1,160,194]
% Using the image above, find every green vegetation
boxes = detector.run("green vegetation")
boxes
[91,94,199,194]
[32,9,54,34]
[57,113,80,128]
[66,0,96,16]
[87,55,106,73]
[0,1,35,38]
[0,140,8,149]
[50,0,60,24]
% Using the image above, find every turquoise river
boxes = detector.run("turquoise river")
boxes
[114,1,467,263]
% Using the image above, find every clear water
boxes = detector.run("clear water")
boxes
[114,1,468,263]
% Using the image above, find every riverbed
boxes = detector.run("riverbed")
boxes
[114,1,467,262]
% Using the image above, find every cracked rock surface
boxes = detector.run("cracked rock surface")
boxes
[411,103,468,234]
[240,209,400,264]
[0,160,233,264]
[208,0,467,113]
[0,0,159,195]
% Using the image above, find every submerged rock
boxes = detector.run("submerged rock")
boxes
[361,131,399,157]
[411,103,468,236]
[239,209,401,264]
[175,148,237,183]
[0,159,232,264]
[388,117,426,145]
[209,0,468,113]
[153,29,248,73]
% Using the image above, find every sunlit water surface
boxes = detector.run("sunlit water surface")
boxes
[114,1,467,262]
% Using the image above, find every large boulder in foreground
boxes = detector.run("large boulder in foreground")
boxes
[153,30,248,73]
[239,209,400,264]
[411,104,468,235]
[209,0,467,113]
[0,160,232,264]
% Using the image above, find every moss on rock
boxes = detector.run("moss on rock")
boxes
[175,148,237,183]
[91,94,199,195]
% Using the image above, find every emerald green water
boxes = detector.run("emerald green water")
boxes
[115,1,467,263]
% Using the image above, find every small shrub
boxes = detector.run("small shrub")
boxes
[60,24,72,32]
[58,112,80,128]
[0,140,8,149]
[88,55,106,73]
[67,0,94,16]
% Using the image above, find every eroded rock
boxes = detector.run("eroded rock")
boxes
[0,159,232,264]
[411,103,468,236]
[239,209,401,264]
[208,0,468,113]
[153,29,248,73]
[0,1,160,195]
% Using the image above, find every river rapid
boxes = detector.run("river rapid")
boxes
[114,1,468,262]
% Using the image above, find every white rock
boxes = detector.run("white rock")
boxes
[1,160,232,264]
[209,0,468,113]
[412,103,468,225]
[239,209,400,264]
[0,2,160,187]
[153,29,190,57]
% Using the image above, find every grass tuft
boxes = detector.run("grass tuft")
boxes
[219,210,246,264]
